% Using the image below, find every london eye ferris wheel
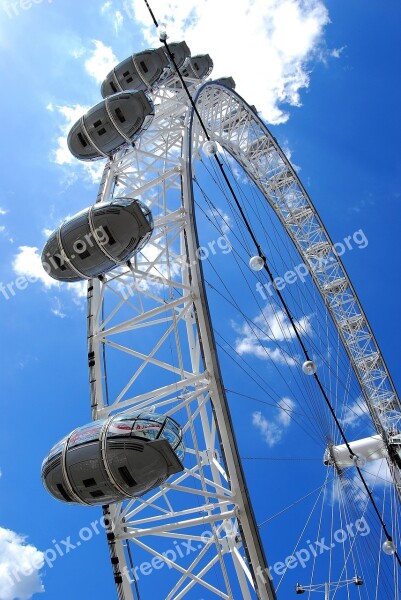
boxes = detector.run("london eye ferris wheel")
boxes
[39,13,401,600]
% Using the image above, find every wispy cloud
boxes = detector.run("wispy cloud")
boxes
[340,398,369,429]
[207,207,232,235]
[234,305,311,365]
[48,103,88,166]
[0,208,13,243]
[101,2,124,33]
[46,40,117,185]
[334,458,392,509]
[46,103,105,185]
[0,527,44,600]
[330,45,346,59]
[114,10,124,33]
[252,397,296,446]
[12,246,87,304]
[84,40,118,83]
[128,0,330,124]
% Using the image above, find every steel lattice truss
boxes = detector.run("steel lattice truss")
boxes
[191,83,401,483]
[193,83,400,437]
[86,74,400,599]
[87,76,275,600]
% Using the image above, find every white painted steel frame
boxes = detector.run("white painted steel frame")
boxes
[87,76,275,600]
[86,75,400,599]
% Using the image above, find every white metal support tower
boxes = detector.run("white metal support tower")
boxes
[85,71,401,599]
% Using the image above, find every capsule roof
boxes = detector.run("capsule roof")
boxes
[214,76,236,89]
[101,41,191,97]
[68,90,154,161]
[101,47,169,98]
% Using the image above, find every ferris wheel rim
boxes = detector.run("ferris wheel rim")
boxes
[186,80,400,475]
[185,83,401,596]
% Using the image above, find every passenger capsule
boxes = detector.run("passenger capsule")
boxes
[101,42,191,97]
[67,91,154,161]
[41,411,185,505]
[41,198,153,282]
[101,47,169,97]
[180,55,213,80]
[165,41,191,69]
[214,77,236,89]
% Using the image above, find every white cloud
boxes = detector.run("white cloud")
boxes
[46,42,116,183]
[47,103,88,166]
[234,305,311,365]
[51,296,67,319]
[102,2,125,33]
[252,411,283,446]
[84,40,118,83]
[340,398,369,429]
[42,228,54,238]
[330,45,346,58]
[0,527,44,600]
[334,458,392,509]
[362,458,391,489]
[12,246,57,289]
[277,397,296,426]
[12,246,87,303]
[128,0,330,123]
[114,10,124,33]
[70,46,86,60]
[47,103,106,184]
[252,397,295,446]
[207,207,232,235]
[0,209,13,242]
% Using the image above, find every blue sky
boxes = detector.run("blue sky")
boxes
[0,1,400,599]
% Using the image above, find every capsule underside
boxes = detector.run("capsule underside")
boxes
[42,198,153,282]
[42,412,185,505]
[68,91,153,161]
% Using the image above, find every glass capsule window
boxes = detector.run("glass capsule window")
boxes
[44,436,68,464]
[173,441,185,462]
[108,414,135,437]
[68,420,106,448]
[106,411,185,461]
[109,198,153,229]
[132,419,160,440]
